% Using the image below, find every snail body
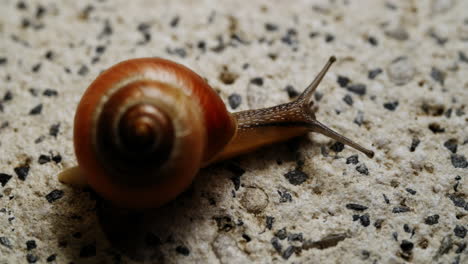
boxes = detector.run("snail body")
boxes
[59,56,374,208]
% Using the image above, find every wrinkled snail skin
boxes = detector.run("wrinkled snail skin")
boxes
[59,56,374,208]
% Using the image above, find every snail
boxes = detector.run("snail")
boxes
[59,56,374,208]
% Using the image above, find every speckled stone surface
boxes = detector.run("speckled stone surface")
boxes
[0,0,467,263]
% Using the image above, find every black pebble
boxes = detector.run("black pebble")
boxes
[454,225,466,238]
[347,84,366,95]
[285,85,299,99]
[29,104,43,115]
[52,154,62,163]
[352,214,360,221]
[242,234,251,242]
[78,65,89,76]
[0,237,12,249]
[170,16,180,27]
[346,155,359,164]
[428,123,445,133]
[405,188,416,195]
[443,139,457,153]
[274,228,287,240]
[38,155,51,164]
[449,194,466,208]
[451,154,468,168]
[45,50,54,60]
[266,216,275,230]
[424,214,439,225]
[282,246,295,260]
[49,123,60,137]
[32,63,41,73]
[26,240,37,250]
[368,68,382,79]
[459,51,468,63]
[393,207,410,213]
[175,245,190,256]
[368,36,378,46]
[46,254,56,262]
[228,93,242,109]
[26,254,38,263]
[383,101,399,111]
[409,138,420,152]
[278,190,292,203]
[284,169,308,185]
[330,142,344,153]
[288,233,303,242]
[343,94,353,106]
[355,164,369,175]
[271,237,282,253]
[346,203,368,211]
[0,173,13,187]
[265,23,278,31]
[79,243,96,258]
[325,34,335,42]
[3,91,13,101]
[404,224,411,233]
[45,190,64,203]
[431,67,445,85]
[337,75,350,87]
[250,77,263,86]
[14,165,30,181]
[43,89,58,97]
[400,240,414,252]
[360,214,370,227]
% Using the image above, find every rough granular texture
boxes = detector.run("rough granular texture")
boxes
[0,0,467,263]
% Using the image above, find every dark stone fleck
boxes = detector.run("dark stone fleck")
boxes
[99,20,113,38]
[275,228,287,240]
[78,65,89,76]
[49,123,60,137]
[346,155,359,164]
[309,32,319,38]
[228,93,242,109]
[410,138,420,152]
[26,240,37,250]
[302,233,347,250]
[231,174,240,191]
[3,91,12,101]
[46,254,56,262]
[45,190,64,203]
[405,188,416,195]
[29,88,39,96]
[347,84,366,95]
[0,173,13,187]
[449,194,466,208]
[266,216,275,230]
[43,89,58,97]
[284,169,308,185]
[393,232,398,241]
[368,36,378,46]
[337,75,350,87]
[265,23,278,31]
[45,50,53,60]
[400,240,414,252]
[451,154,468,168]
[29,104,43,115]
[454,225,466,238]
[288,233,303,242]
[346,203,368,211]
[145,232,161,246]
[250,77,263,86]
[325,34,334,42]
[175,245,190,256]
[26,254,38,263]
[383,194,390,204]
[368,68,382,79]
[285,85,299,99]
[214,216,235,232]
[278,190,292,203]
[444,139,458,153]
[281,28,298,46]
[434,235,453,258]
[95,45,106,54]
[404,224,411,233]
[431,67,445,85]
[32,63,41,72]
[0,57,7,65]
[242,234,251,242]
[0,237,12,249]
[424,214,439,225]
[428,123,445,133]
[52,154,62,164]
[355,164,369,175]
[170,16,180,27]
[38,155,51,164]
[343,94,353,106]
[314,91,323,101]
[271,237,282,253]
[80,243,96,258]
[330,142,345,153]
[14,165,29,181]
[459,51,468,64]
[456,243,466,254]
[383,101,399,111]
[445,108,452,118]
[282,246,296,260]
[393,207,410,213]
[352,214,360,221]
[374,219,384,229]
[360,214,370,227]
[36,5,46,19]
